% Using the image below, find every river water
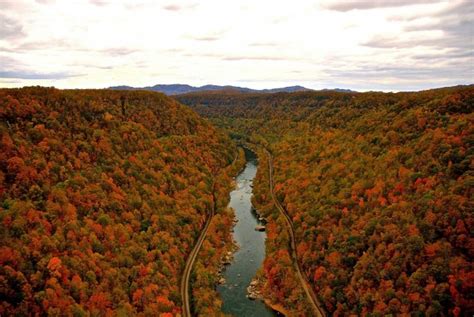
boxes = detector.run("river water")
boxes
[217,149,278,316]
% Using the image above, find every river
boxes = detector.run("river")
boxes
[217,148,279,317]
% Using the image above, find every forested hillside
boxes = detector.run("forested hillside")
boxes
[177,86,474,316]
[0,87,239,316]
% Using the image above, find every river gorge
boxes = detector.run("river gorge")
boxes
[217,149,279,316]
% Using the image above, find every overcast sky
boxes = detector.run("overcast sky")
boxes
[0,0,472,91]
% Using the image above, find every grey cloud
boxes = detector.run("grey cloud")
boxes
[0,14,26,40]
[0,56,83,80]
[0,46,16,53]
[0,56,22,69]
[324,79,468,92]
[441,0,474,17]
[326,64,472,81]
[363,35,420,49]
[163,4,181,11]
[324,0,443,12]
[364,0,473,58]
[98,47,137,56]
[388,0,472,22]
[15,39,72,51]
[412,50,474,61]
[363,33,470,51]
[10,40,138,57]
[0,71,82,80]
[404,1,473,44]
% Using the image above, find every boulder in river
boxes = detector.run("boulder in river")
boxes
[255,225,265,232]
[246,279,262,300]
[222,255,232,265]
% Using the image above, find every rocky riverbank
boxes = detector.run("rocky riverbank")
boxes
[246,278,288,316]
[246,278,263,300]
[218,237,238,284]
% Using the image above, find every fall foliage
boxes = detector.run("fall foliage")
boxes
[1,85,472,316]
[178,85,474,315]
[0,87,239,316]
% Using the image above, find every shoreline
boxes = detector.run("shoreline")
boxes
[262,298,289,317]
[247,277,289,317]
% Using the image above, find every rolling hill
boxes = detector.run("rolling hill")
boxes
[0,87,240,316]
[176,85,474,316]
[109,84,314,95]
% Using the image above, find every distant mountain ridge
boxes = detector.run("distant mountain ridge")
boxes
[108,84,352,95]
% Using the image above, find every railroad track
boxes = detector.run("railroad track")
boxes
[265,149,326,317]
[180,151,240,316]
[180,187,215,317]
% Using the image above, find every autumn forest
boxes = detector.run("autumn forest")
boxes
[1,85,473,316]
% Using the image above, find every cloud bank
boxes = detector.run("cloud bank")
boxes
[0,0,471,91]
